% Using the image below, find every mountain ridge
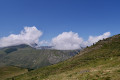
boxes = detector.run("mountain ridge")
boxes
[8,34,120,80]
[0,44,80,69]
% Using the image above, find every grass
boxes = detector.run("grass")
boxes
[0,66,28,80]
[46,57,120,80]
[5,34,120,80]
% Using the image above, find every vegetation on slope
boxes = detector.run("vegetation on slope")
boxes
[0,44,79,69]
[0,66,27,80]
[8,34,120,80]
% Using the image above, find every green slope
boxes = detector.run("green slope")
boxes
[0,44,79,69]
[0,66,27,80]
[8,34,120,80]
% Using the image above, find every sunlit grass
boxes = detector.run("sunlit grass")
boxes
[7,34,120,80]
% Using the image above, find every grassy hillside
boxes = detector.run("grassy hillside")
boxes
[0,66,27,80]
[0,44,79,69]
[8,34,120,80]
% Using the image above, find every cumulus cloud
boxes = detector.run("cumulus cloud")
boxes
[83,32,111,47]
[38,40,50,46]
[0,26,111,50]
[51,32,111,50]
[0,26,42,47]
[51,31,83,50]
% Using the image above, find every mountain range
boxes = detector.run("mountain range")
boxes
[5,34,120,80]
[1,34,120,80]
[0,44,80,69]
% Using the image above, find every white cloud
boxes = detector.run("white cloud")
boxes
[0,26,111,50]
[83,32,111,47]
[51,31,83,50]
[0,26,42,47]
[38,40,49,46]
[51,32,111,50]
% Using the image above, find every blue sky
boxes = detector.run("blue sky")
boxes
[0,0,120,41]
